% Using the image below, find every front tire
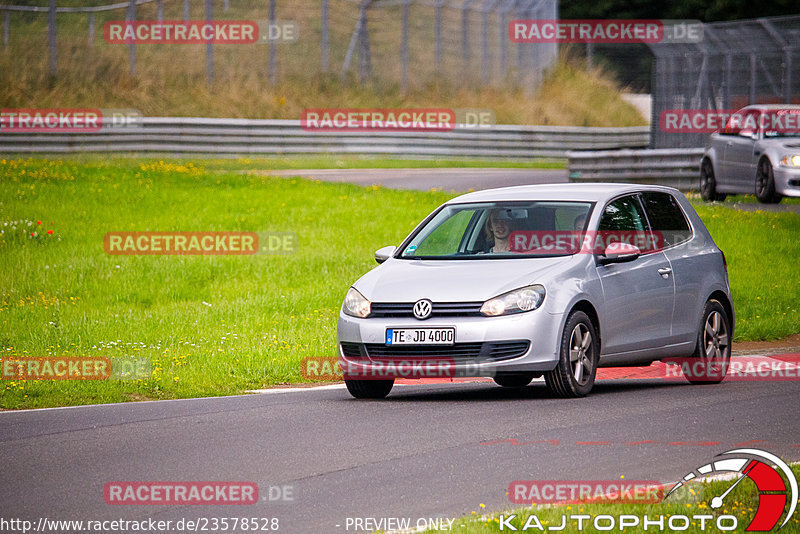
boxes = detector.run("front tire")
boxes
[755,158,782,204]
[700,159,726,202]
[545,311,599,398]
[685,300,731,385]
[493,373,535,388]
[345,379,394,399]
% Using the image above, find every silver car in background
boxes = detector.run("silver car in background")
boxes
[337,184,734,399]
[701,104,800,203]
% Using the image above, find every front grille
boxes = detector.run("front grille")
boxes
[360,340,529,364]
[369,301,484,318]
[340,343,363,358]
[365,343,483,359]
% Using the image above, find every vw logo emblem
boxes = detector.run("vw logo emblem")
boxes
[413,299,433,320]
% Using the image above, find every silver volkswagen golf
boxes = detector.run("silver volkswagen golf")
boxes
[337,184,733,399]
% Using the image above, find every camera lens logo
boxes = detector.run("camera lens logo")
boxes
[666,448,798,531]
[413,299,433,320]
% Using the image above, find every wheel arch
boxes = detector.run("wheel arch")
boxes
[569,299,601,352]
[706,290,735,342]
[701,148,719,172]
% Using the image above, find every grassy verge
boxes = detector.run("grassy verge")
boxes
[423,465,800,533]
[0,0,646,127]
[1,158,798,409]
[708,194,800,205]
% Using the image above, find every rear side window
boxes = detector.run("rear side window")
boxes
[640,192,692,248]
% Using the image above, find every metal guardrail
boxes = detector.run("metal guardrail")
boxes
[567,148,705,190]
[0,118,650,158]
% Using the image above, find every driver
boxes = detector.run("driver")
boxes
[484,209,517,253]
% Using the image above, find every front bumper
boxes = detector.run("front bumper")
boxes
[336,309,564,379]
[775,166,800,197]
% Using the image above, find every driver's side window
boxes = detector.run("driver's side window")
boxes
[598,195,647,232]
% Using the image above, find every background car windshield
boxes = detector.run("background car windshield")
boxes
[763,110,800,138]
[400,201,593,259]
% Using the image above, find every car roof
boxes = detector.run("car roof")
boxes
[740,104,800,112]
[447,183,681,204]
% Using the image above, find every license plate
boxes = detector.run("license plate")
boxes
[385,327,455,345]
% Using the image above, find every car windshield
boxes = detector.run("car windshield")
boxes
[762,109,800,138]
[399,201,594,260]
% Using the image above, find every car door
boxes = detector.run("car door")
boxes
[722,110,760,190]
[710,132,733,190]
[639,191,698,347]
[595,194,675,357]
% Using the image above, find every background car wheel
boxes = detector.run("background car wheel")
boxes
[493,373,536,388]
[345,379,394,399]
[700,159,726,202]
[755,159,783,204]
[686,300,731,385]
[545,311,599,398]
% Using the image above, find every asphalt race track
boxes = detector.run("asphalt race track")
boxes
[263,168,800,213]
[2,365,799,533]
[264,168,568,192]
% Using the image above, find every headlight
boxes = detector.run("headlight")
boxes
[780,155,800,167]
[480,284,546,316]
[343,287,371,318]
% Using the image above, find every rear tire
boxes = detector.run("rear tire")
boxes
[545,311,599,398]
[755,158,782,204]
[686,300,731,385]
[345,379,394,399]
[493,373,535,388]
[700,159,726,202]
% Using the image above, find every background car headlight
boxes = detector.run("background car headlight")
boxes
[780,155,800,166]
[343,287,371,318]
[480,284,545,316]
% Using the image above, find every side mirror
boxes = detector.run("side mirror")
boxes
[598,242,641,265]
[739,129,757,140]
[374,245,397,264]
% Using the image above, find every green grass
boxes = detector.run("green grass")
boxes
[713,194,800,205]
[1,158,799,409]
[421,465,800,533]
[693,202,800,340]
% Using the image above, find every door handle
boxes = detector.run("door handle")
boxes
[657,267,672,277]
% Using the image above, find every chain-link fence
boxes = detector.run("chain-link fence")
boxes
[649,15,800,148]
[0,0,558,90]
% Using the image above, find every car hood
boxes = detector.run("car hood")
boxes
[759,139,800,149]
[353,256,577,303]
